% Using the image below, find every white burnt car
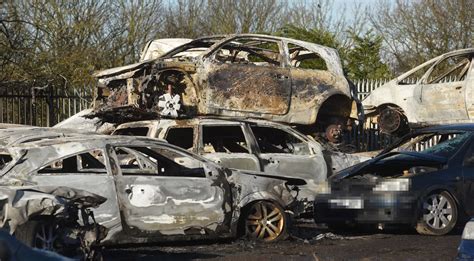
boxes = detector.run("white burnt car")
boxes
[0,133,303,256]
[363,48,474,135]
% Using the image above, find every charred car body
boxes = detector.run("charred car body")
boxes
[113,117,368,206]
[91,34,362,142]
[314,124,474,235]
[0,133,302,253]
[363,48,474,135]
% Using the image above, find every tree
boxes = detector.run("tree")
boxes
[0,0,164,88]
[345,30,391,80]
[370,0,473,73]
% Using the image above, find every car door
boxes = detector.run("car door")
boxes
[416,53,471,122]
[109,144,231,238]
[198,123,261,171]
[462,139,474,215]
[248,124,327,201]
[201,36,291,115]
[29,148,121,230]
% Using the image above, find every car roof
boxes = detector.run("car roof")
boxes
[7,134,168,150]
[115,117,296,129]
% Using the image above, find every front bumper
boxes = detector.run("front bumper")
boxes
[314,192,417,225]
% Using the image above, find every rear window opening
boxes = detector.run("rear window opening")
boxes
[114,127,149,136]
[0,154,12,170]
[250,126,310,155]
[202,125,249,153]
[165,127,194,150]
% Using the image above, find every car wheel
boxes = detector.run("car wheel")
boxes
[416,191,458,235]
[378,106,408,136]
[15,220,59,251]
[244,201,288,242]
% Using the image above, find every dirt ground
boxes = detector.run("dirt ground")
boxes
[102,220,462,261]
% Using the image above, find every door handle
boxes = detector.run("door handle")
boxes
[455,86,462,90]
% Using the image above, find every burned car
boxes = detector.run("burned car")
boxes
[91,34,362,142]
[314,124,474,235]
[112,118,369,206]
[363,48,474,135]
[0,134,302,251]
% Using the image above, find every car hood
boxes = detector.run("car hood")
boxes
[94,60,153,79]
[331,151,447,181]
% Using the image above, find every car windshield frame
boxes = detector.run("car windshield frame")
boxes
[385,131,472,160]
[160,37,226,59]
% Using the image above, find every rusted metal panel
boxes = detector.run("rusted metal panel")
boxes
[90,34,361,137]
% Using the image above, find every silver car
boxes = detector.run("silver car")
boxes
[113,118,368,205]
[0,134,301,251]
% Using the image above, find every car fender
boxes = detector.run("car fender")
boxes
[237,191,289,211]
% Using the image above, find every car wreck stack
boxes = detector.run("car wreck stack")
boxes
[1,34,473,259]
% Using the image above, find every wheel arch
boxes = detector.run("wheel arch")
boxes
[413,185,461,224]
[315,93,353,126]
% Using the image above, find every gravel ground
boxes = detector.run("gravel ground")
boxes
[102,220,462,261]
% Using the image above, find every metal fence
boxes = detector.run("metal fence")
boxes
[344,79,394,151]
[0,79,395,151]
[0,85,92,127]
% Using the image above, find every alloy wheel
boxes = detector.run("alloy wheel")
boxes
[245,201,285,242]
[422,193,453,230]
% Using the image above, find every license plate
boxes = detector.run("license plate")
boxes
[329,198,363,209]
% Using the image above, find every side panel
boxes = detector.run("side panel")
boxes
[417,81,468,122]
[290,68,349,124]
[30,174,121,232]
[114,176,228,236]
[259,153,325,201]
[203,153,260,171]
[204,63,292,115]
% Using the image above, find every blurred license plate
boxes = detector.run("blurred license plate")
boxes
[329,198,363,209]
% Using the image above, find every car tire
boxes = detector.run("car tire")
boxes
[415,191,458,235]
[15,220,59,251]
[242,201,288,242]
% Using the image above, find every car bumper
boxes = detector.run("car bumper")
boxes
[314,192,417,225]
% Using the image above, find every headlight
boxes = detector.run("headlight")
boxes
[462,220,474,240]
[373,179,410,192]
[316,181,331,194]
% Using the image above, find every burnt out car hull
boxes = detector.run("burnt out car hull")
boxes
[0,133,301,245]
[112,118,370,206]
[90,34,361,140]
[314,124,474,235]
[363,48,474,135]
